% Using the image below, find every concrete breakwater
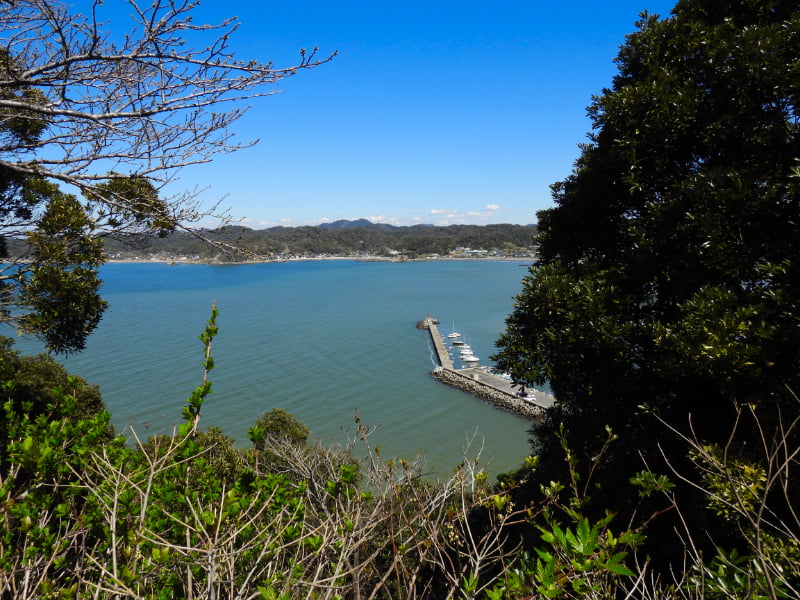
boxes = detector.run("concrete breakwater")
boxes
[419,316,549,423]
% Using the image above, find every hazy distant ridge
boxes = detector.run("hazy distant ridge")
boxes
[317,218,379,229]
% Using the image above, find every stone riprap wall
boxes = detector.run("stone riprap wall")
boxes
[431,367,545,422]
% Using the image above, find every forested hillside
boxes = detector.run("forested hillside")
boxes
[92,222,537,260]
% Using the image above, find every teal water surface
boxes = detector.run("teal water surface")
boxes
[16,260,537,477]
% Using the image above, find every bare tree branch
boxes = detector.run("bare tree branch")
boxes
[0,0,335,227]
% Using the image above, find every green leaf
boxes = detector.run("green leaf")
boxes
[606,552,635,577]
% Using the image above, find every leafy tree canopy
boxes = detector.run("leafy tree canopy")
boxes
[493,0,800,561]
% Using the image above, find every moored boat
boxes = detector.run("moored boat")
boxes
[447,321,461,339]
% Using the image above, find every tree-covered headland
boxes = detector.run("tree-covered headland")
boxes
[2,0,800,598]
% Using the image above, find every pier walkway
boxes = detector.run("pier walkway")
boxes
[419,316,553,421]
[423,317,454,369]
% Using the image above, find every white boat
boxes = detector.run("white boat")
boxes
[462,354,480,362]
[447,321,461,339]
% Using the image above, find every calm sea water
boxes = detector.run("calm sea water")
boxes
[15,260,537,477]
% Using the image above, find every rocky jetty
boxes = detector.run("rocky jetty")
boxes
[431,367,545,422]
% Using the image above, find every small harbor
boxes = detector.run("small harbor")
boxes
[418,316,554,422]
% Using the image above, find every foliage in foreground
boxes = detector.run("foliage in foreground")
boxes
[0,308,798,599]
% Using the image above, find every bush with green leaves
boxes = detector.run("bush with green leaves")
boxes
[0,337,119,596]
[249,408,311,450]
[478,427,655,600]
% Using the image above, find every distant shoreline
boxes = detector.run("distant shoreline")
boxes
[105,255,534,265]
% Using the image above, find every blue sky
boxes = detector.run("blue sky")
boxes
[133,1,678,228]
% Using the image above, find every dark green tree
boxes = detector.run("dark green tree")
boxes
[494,0,800,562]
